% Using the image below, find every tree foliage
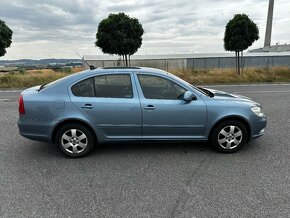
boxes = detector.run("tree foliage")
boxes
[0,19,13,57]
[95,12,144,66]
[224,14,259,74]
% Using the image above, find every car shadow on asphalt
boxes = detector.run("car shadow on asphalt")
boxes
[27,141,214,159]
[94,141,211,155]
[27,137,264,159]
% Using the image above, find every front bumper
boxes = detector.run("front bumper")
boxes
[250,116,267,140]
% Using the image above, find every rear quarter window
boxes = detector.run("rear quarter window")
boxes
[72,78,95,97]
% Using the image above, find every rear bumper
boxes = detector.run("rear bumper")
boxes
[18,118,52,143]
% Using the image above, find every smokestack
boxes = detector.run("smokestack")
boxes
[264,0,274,47]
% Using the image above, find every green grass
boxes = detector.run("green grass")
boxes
[0,67,290,88]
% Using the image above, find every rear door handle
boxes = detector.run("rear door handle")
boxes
[144,105,156,110]
[81,104,94,109]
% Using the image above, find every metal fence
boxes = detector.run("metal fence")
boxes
[84,55,290,71]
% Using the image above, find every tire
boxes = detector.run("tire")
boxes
[210,120,248,153]
[56,124,95,158]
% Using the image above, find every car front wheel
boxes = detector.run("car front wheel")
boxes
[56,124,95,158]
[210,120,248,153]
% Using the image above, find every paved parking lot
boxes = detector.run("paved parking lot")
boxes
[0,84,289,217]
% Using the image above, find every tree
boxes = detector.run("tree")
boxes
[224,14,259,75]
[95,12,144,66]
[0,20,13,57]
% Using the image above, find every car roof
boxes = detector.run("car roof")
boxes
[97,66,168,74]
[75,66,168,77]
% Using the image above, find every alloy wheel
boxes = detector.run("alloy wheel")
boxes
[217,125,243,150]
[61,129,88,154]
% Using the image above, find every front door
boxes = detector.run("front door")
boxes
[135,74,207,139]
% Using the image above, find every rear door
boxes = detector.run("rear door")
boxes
[135,73,207,139]
[69,72,142,139]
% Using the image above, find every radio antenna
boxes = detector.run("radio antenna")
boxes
[76,52,96,70]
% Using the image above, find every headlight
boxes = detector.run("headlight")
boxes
[251,106,265,117]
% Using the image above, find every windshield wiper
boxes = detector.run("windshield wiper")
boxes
[38,83,47,92]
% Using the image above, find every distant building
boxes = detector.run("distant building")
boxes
[250,44,290,53]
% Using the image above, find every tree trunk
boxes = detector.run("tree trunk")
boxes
[129,55,131,66]
[122,55,125,66]
[237,51,240,75]
[235,51,238,75]
[125,55,128,66]
[241,50,244,74]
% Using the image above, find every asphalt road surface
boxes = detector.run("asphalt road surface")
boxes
[0,84,289,217]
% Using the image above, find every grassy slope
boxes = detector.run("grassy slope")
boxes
[0,68,81,88]
[171,67,290,85]
[0,67,290,88]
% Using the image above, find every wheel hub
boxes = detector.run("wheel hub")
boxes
[70,137,79,145]
[226,134,234,141]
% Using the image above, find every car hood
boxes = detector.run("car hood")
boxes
[203,88,259,105]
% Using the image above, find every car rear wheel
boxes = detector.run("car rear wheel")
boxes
[210,120,248,153]
[56,124,94,158]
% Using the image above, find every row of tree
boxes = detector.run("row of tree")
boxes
[1,13,259,74]
[95,13,259,74]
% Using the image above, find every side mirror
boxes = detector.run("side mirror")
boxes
[183,91,197,102]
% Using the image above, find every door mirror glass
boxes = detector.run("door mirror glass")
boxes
[183,91,196,102]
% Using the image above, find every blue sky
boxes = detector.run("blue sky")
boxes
[0,0,289,59]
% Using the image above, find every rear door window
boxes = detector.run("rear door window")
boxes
[71,74,133,98]
[94,74,133,98]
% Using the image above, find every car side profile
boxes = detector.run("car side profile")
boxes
[18,67,266,158]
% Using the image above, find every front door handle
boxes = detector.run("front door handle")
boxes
[144,105,156,110]
[81,104,94,109]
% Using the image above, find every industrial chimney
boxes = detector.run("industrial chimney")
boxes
[264,0,274,47]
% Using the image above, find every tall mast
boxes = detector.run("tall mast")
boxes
[264,0,274,47]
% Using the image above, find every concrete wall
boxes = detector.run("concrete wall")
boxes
[84,55,290,70]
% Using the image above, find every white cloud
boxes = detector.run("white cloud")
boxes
[0,0,289,59]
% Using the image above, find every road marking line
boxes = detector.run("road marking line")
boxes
[0,90,22,92]
[0,99,13,102]
[206,83,290,87]
[234,90,290,94]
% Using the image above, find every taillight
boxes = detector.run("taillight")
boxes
[18,95,25,114]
